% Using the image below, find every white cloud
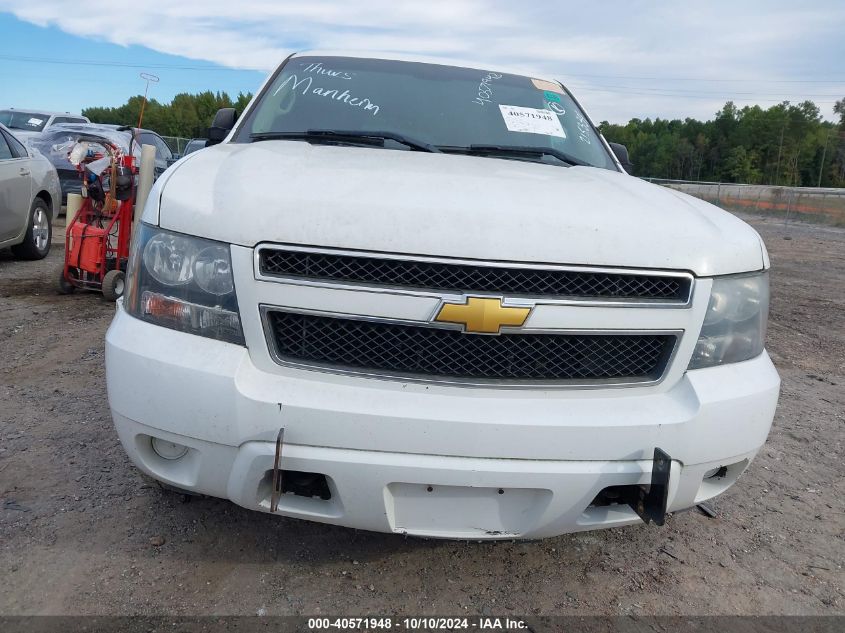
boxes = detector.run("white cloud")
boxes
[1,0,843,121]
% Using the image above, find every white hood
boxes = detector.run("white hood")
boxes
[153,141,766,276]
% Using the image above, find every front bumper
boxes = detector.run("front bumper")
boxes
[106,304,780,539]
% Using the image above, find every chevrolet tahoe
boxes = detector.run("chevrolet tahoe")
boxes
[105,52,780,539]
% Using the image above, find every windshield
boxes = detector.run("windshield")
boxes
[0,110,50,132]
[234,56,616,170]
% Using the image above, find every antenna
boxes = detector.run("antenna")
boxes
[137,72,160,129]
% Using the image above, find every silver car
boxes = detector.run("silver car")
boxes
[0,123,61,259]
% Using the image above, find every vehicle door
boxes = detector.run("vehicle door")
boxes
[0,129,33,242]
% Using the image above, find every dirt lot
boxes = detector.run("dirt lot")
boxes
[0,212,843,617]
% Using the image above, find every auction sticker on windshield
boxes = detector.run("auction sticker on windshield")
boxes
[499,105,566,138]
[531,78,561,92]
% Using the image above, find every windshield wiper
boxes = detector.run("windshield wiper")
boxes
[250,129,440,153]
[440,144,590,167]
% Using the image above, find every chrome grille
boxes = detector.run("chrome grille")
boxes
[258,249,691,301]
[265,311,676,384]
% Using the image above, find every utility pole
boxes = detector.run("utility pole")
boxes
[774,123,785,186]
[791,148,801,187]
[817,129,832,187]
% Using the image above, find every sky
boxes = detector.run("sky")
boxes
[1,0,843,125]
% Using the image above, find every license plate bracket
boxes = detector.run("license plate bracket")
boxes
[627,447,671,526]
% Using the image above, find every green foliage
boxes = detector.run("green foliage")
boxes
[599,100,845,187]
[722,146,762,184]
[835,98,845,127]
[82,90,253,139]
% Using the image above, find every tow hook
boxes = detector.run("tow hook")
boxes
[270,428,285,513]
[628,447,671,526]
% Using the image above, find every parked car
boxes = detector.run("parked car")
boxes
[106,52,779,539]
[30,124,173,202]
[0,123,61,259]
[0,109,90,143]
[182,138,207,156]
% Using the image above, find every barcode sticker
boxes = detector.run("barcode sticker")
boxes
[499,105,566,138]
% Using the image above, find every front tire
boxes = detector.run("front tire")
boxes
[102,269,125,301]
[11,198,52,260]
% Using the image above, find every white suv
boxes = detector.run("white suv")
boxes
[106,52,780,539]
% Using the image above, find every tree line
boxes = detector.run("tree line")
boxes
[598,99,845,187]
[84,91,845,187]
[83,91,253,140]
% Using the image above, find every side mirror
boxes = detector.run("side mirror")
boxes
[207,108,237,145]
[608,142,633,174]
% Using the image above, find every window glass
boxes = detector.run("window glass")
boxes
[139,133,172,160]
[53,116,88,125]
[183,139,206,154]
[0,133,13,160]
[154,136,173,159]
[236,56,615,170]
[139,132,157,151]
[5,131,27,157]
[0,110,50,132]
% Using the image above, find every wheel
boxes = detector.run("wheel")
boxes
[11,198,52,260]
[102,269,125,301]
[57,266,76,294]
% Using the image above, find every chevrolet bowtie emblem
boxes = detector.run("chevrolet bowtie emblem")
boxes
[434,297,531,334]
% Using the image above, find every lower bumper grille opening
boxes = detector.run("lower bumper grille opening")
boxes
[265,310,676,384]
[281,470,332,500]
[589,485,642,508]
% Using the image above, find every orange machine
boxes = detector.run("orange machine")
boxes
[58,134,135,301]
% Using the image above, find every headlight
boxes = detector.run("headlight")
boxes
[124,224,245,345]
[688,272,768,369]
[142,232,198,286]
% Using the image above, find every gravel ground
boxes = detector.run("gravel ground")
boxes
[0,212,842,616]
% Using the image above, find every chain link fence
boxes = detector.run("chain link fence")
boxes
[645,179,845,226]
